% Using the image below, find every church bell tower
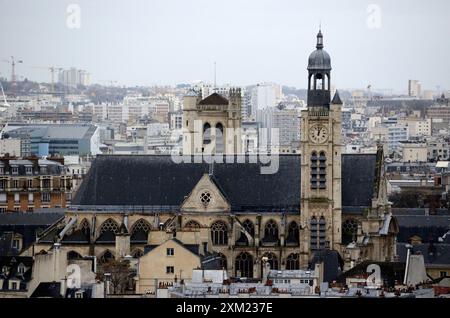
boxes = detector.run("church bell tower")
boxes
[300,30,343,267]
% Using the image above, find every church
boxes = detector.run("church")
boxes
[33,30,398,288]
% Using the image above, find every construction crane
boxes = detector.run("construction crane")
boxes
[31,65,63,93]
[2,56,23,95]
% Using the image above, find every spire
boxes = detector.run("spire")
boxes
[331,90,342,105]
[316,29,324,49]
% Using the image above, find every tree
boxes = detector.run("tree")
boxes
[97,259,135,294]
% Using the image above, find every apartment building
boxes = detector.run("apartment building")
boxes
[0,157,72,213]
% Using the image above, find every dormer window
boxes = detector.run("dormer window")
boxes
[25,166,33,174]
[11,167,18,174]
[0,167,4,174]
[17,263,25,275]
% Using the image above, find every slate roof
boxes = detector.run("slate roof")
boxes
[309,249,344,283]
[30,282,62,298]
[331,91,342,105]
[0,256,33,290]
[397,243,450,266]
[198,93,228,106]
[0,213,64,255]
[61,230,90,244]
[337,261,406,288]
[396,215,450,243]
[72,154,379,213]
[0,213,64,226]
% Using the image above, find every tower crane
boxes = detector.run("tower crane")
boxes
[2,56,23,95]
[31,65,63,93]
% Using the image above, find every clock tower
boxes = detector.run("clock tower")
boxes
[300,30,343,267]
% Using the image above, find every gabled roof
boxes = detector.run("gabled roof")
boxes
[397,243,450,266]
[143,238,200,257]
[198,93,228,106]
[72,154,379,213]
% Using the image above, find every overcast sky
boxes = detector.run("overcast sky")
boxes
[1,0,449,92]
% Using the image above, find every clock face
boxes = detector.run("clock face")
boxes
[309,124,329,144]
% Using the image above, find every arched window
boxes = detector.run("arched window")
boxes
[311,152,318,189]
[80,219,90,237]
[99,250,114,263]
[262,252,279,271]
[67,251,83,260]
[237,219,254,246]
[215,123,224,153]
[286,221,300,246]
[203,122,211,145]
[131,219,151,242]
[218,253,227,270]
[185,220,201,229]
[342,219,358,245]
[319,216,327,249]
[315,73,324,90]
[310,217,318,251]
[263,220,279,244]
[319,152,327,189]
[235,252,253,278]
[211,221,228,245]
[132,249,144,258]
[100,219,119,235]
[286,253,300,270]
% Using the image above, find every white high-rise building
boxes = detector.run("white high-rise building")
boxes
[408,80,422,98]
[59,68,91,87]
[250,83,283,118]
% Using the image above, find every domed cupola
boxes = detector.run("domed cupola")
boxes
[307,30,332,108]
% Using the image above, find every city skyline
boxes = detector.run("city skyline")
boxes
[0,0,449,92]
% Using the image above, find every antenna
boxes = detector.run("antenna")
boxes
[213,62,217,91]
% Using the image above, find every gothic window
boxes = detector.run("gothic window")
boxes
[263,220,279,243]
[99,250,114,263]
[286,221,300,246]
[319,216,327,249]
[67,251,82,260]
[132,249,144,258]
[215,123,224,153]
[99,219,120,235]
[200,191,212,207]
[286,253,300,270]
[131,219,151,242]
[235,252,253,278]
[310,152,318,189]
[237,219,254,246]
[203,122,211,145]
[211,221,228,245]
[218,253,227,270]
[319,152,327,189]
[185,220,201,229]
[262,252,279,270]
[342,219,358,245]
[311,152,326,189]
[80,219,90,237]
[310,217,318,251]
